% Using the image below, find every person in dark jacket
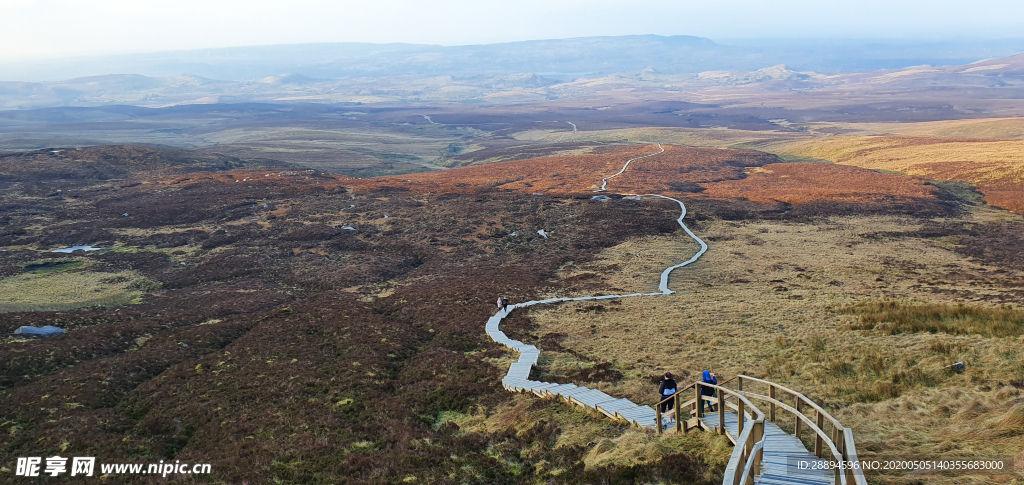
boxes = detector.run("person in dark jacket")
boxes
[658,372,678,414]
[701,370,717,412]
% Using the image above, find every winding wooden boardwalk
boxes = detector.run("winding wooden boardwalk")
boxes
[487,144,689,429]
[485,143,864,485]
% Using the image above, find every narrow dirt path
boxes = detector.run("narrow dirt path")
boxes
[485,143,708,428]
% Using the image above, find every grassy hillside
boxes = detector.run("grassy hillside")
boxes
[766,136,1024,213]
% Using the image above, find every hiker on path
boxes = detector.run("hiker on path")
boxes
[496,296,503,311]
[658,372,678,414]
[700,370,717,413]
[502,297,509,312]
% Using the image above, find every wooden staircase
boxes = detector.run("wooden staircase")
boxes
[654,376,868,485]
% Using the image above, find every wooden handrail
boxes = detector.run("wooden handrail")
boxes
[655,381,765,485]
[730,375,866,485]
[740,438,765,485]
[844,428,868,485]
[692,383,763,416]
[655,376,868,485]
[734,375,843,430]
[738,391,847,480]
[656,382,697,407]
[656,378,736,406]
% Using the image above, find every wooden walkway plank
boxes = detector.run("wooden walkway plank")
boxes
[526,382,561,396]
[595,398,640,419]
[553,386,595,401]
[542,383,580,396]
[566,389,607,406]
[569,389,617,408]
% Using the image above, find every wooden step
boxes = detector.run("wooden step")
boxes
[569,389,617,408]
[595,398,639,419]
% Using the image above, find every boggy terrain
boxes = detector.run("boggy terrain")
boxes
[0,143,1020,484]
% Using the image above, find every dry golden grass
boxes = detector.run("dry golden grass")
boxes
[429,392,728,479]
[803,118,1024,139]
[843,300,1024,337]
[512,126,803,148]
[559,234,702,294]
[0,270,155,313]
[521,213,1024,483]
[767,136,1024,213]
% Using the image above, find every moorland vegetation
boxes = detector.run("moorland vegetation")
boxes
[1,141,1022,484]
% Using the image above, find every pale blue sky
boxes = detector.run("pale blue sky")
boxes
[2,0,1024,60]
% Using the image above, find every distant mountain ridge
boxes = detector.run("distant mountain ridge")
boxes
[2,51,1024,111]
[3,35,1024,83]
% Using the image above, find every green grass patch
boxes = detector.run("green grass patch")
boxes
[928,180,985,205]
[22,258,88,275]
[0,270,158,313]
[842,300,1024,337]
[772,154,835,164]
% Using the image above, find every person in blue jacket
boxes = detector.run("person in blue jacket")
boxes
[701,370,718,413]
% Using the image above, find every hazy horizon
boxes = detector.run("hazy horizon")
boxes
[6,34,1024,63]
[4,0,1024,62]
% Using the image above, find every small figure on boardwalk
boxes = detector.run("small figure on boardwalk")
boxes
[497,296,509,312]
[658,372,677,415]
[701,370,717,412]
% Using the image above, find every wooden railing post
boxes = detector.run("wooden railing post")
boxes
[753,420,764,478]
[737,376,743,392]
[836,427,845,456]
[743,431,755,485]
[675,393,682,433]
[738,399,745,436]
[743,419,753,457]
[795,399,803,437]
[814,410,825,457]
[769,385,776,422]
[835,428,846,484]
[656,401,663,435]
[696,384,703,418]
[718,391,726,435]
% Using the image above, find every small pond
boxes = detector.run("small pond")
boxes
[51,245,103,253]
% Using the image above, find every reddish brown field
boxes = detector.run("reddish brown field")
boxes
[357,145,657,195]
[699,162,943,205]
[910,161,1024,213]
[345,144,777,196]
[154,146,953,220]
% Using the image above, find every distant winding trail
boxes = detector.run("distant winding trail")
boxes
[485,143,708,428]
[599,143,664,191]
[556,121,578,142]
